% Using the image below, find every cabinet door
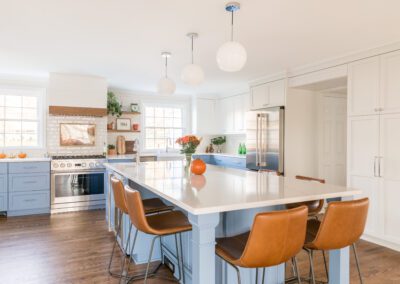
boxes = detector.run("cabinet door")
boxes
[268,80,285,107]
[196,99,216,135]
[233,95,245,133]
[380,51,400,114]
[220,97,234,133]
[379,113,400,242]
[250,84,268,110]
[348,57,380,116]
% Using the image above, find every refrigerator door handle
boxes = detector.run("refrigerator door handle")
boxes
[256,114,260,166]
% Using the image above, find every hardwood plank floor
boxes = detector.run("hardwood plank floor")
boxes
[0,210,399,283]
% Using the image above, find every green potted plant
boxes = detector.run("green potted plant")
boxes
[107,91,122,117]
[211,136,226,153]
[108,144,117,156]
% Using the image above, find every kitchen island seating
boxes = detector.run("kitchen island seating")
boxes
[124,185,192,284]
[216,206,309,284]
[108,177,173,280]
[304,198,369,284]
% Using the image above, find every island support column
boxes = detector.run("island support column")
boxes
[188,213,220,284]
[329,247,350,284]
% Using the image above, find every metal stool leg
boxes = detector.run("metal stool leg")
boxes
[352,243,364,284]
[179,233,186,284]
[293,256,301,284]
[262,268,265,284]
[255,268,259,284]
[322,250,329,282]
[120,226,137,281]
[307,250,316,284]
[143,236,159,284]
[108,213,122,276]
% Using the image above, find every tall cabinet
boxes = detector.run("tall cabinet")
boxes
[348,51,400,248]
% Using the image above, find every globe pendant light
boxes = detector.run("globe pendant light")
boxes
[216,2,247,72]
[181,33,205,86]
[157,52,176,95]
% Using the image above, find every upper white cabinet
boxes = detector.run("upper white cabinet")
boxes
[348,51,400,116]
[250,79,285,110]
[192,98,217,135]
[380,50,400,114]
[348,57,380,116]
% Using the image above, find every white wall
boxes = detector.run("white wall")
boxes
[48,73,107,108]
[284,88,318,178]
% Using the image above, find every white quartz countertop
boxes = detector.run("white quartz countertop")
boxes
[107,153,184,160]
[194,153,246,159]
[104,161,361,215]
[0,157,51,163]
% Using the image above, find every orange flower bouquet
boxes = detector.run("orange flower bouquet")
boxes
[175,135,202,154]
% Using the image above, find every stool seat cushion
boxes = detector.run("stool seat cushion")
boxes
[143,198,174,214]
[146,210,192,235]
[216,232,250,265]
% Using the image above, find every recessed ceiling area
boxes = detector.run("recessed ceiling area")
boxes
[0,0,400,95]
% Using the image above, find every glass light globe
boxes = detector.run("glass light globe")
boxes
[181,64,205,85]
[216,41,247,72]
[157,77,176,95]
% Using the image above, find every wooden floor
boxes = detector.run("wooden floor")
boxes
[0,210,399,284]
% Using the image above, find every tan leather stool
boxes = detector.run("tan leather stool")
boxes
[304,198,369,284]
[108,177,174,280]
[124,185,192,284]
[216,206,308,284]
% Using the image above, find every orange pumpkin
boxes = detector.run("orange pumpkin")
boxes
[191,159,206,175]
[0,153,6,159]
[18,153,27,159]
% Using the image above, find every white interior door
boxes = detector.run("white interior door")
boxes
[318,95,347,185]
[380,113,400,242]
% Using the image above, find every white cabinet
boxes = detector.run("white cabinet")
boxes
[217,94,247,134]
[348,51,400,116]
[250,79,285,110]
[348,57,380,116]
[380,50,400,114]
[193,98,217,135]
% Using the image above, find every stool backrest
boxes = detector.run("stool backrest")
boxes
[309,198,369,250]
[239,206,308,268]
[124,185,154,235]
[110,176,129,214]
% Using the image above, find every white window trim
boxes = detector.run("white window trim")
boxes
[141,101,190,153]
[0,85,46,150]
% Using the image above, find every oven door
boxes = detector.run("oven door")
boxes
[51,171,105,204]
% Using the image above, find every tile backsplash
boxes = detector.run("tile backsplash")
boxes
[47,115,107,156]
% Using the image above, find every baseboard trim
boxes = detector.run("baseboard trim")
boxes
[361,234,400,252]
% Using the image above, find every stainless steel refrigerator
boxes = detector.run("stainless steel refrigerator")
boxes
[245,106,285,174]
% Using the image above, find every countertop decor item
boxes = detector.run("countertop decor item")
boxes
[107,91,122,117]
[191,159,206,175]
[216,2,247,72]
[157,52,176,95]
[116,136,126,154]
[132,123,139,131]
[125,140,135,154]
[116,118,131,131]
[130,103,140,113]
[181,33,204,86]
[18,153,27,159]
[108,144,117,156]
[176,135,202,168]
[0,153,6,159]
[107,122,114,130]
[211,136,226,153]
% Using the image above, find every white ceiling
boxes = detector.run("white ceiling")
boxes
[1,0,400,96]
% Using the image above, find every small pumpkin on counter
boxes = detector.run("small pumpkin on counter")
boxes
[0,153,6,159]
[18,153,27,159]
[191,159,206,175]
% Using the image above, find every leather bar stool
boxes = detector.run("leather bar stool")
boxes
[304,198,369,284]
[124,185,192,284]
[215,206,308,284]
[108,177,174,279]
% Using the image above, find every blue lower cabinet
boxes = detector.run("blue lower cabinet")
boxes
[193,155,246,170]
[8,191,50,212]
[192,155,210,164]
[0,193,7,211]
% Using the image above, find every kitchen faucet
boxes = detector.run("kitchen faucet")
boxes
[166,138,172,153]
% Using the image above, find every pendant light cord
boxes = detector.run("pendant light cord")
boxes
[165,56,168,78]
[231,11,234,41]
[191,35,194,64]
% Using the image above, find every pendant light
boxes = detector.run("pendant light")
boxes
[216,2,247,72]
[181,33,205,86]
[157,52,176,95]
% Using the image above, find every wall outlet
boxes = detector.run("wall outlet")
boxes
[163,255,175,273]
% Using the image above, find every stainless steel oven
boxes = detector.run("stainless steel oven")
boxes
[50,155,106,213]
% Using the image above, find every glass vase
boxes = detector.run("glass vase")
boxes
[185,153,193,170]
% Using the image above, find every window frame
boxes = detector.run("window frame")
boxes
[141,102,189,153]
[0,85,45,150]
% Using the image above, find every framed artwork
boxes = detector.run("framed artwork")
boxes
[116,118,131,131]
[60,123,96,146]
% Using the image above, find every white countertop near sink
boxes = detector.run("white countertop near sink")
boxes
[107,153,184,160]
[0,157,51,163]
[194,153,246,159]
[104,161,361,215]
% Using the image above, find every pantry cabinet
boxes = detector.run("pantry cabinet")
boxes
[250,79,285,110]
[192,98,218,135]
[218,94,247,134]
[380,50,400,114]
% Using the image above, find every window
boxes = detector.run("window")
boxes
[144,104,185,151]
[0,87,44,148]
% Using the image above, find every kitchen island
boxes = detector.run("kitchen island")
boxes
[104,161,361,284]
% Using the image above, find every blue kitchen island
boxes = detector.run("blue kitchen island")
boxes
[104,160,361,284]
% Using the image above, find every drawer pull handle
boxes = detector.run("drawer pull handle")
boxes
[24,181,38,184]
[24,199,36,202]
[23,167,37,170]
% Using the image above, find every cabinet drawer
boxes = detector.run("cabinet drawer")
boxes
[9,173,50,192]
[0,193,7,211]
[0,163,7,174]
[9,191,50,211]
[9,162,50,174]
[0,174,7,193]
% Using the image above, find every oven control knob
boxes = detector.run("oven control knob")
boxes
[53,163,59,168]
[82,163,86,167]
[95,162,100,167]
[67,163,72,167]
[60,163,65,168]
[89,162,94,168]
